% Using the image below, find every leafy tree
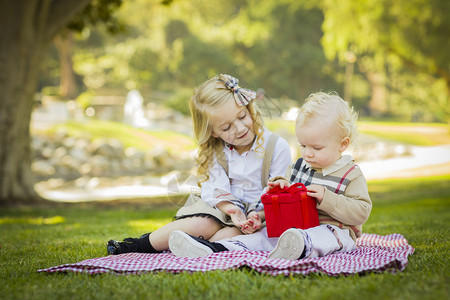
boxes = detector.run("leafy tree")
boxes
[51,0,124,99]
[106,0,335,101]
[240,1,338,100]
[0,0,129,205]
[321,0,449,120]
[0,0,93,204]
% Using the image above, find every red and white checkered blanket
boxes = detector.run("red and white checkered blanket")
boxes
[38,233,414,276]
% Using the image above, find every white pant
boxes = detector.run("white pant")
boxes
[217,225,356,258]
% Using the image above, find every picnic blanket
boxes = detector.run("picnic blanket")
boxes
[38,233,414,276]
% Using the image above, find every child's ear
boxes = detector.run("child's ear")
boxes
[211,130,219,138]
[339,137,350,152]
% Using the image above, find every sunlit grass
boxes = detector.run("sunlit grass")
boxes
[42,120,196,153]
[0,215,65,225]
[367,174,450,196]
[127,219,173,232]
[265,118,296,136]
[0,175,449,299]
[358,121,450,146]
[35,119,449,153]
[266,119,450,146]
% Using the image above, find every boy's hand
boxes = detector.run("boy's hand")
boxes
[240,211,263,234]
[306,184,326,203]
[267,179,290,191]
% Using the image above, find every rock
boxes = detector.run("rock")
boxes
[144,152,157,170]
[31,160,55,176]
[74,137,90,149]
[31,132,194,184]
[62,136,77,148]
[88,155,110,177]
[31,135,45,151]
[40,147,54,159]
[69,147,89,162]
[52,146,67,160]
[90,138,124,158]
[150,145,173,170]
[79,163,92,175]
[125,147,145,159]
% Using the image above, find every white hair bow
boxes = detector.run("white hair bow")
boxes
[217,74,256,106]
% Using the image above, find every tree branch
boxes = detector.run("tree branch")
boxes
[386,46,450,95]
[45,0,93,42]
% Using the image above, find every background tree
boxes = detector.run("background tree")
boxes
[35,0,447,122]
[321,0,449,120]
[0,0,104,205]
[71,0,336,102]
[53,0,124,99]
[240,1,337,99]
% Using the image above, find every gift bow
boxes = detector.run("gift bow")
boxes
[266,183,306,195]
[217,74,256,106]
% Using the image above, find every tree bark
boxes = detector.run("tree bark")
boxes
[0,0,91,205]
[54,31,78,99]
[365,71,388,117]
[358,60,388,117]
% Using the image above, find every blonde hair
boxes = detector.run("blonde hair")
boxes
[296,92,358,145]
[190,75,265,185]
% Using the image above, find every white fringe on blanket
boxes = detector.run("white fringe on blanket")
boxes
[38,233,414,276]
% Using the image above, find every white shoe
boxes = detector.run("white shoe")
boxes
[268,228,305,260]
[169,230,213,258]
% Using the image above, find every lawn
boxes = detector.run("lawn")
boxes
[41,120,196,153]
[0,175,449,300]
[266,120,450,146]
[357,121,450,146]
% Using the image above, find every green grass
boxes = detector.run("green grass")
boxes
[1,175,449,299]
[41,120,196,153]
[266,120,450,146]
[357,121,450,146]
[34,120,450,154]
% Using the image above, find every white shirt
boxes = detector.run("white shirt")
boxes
[201,129,292,209]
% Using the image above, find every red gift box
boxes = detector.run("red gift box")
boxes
[261,183,320,237]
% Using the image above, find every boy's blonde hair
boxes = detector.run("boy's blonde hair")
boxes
[296,92,358,145]
[190,75,265,185]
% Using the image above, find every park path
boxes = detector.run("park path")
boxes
[358,144,450,180]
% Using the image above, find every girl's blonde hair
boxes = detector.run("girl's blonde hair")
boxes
[296,92,358,145]
[190,75,265,185]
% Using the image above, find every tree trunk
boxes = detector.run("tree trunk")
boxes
[54,31,78,99]
[0,0,92,205]
[365,71,388,117]
[357,59,388,117]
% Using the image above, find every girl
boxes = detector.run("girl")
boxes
[168,92,372,260]
[107,74,292,254]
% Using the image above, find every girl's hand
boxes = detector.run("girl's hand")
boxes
[226,206,248,229]
[241,211,262,234]
[267,180,290,191]
[306,184,326,203]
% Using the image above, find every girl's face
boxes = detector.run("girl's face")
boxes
[210,99,255,154]
[296,116,349,169]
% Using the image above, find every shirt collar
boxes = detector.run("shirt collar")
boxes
[305,155,354,176]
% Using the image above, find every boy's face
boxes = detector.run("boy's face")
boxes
[296,116,349,169]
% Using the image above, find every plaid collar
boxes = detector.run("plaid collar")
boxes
[304,155,354,176]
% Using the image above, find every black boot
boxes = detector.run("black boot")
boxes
[139,232,150,239]
[107,233,160,255]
